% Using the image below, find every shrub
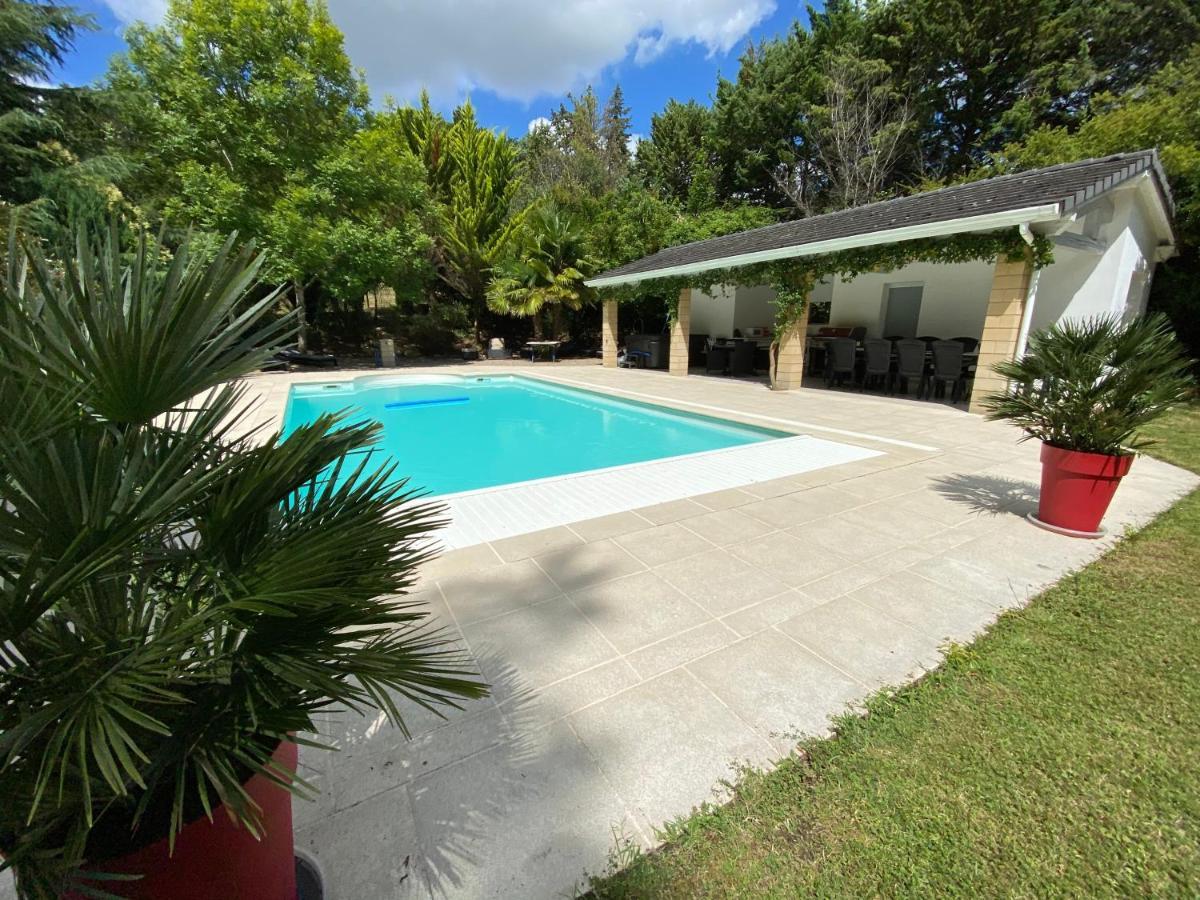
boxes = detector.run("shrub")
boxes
[984,314,1194,455]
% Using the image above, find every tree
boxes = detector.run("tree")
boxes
[635,99,715,209]
[873,0,1200,176]
[708,0,871,209]
[108,0,368,237]
[599,84,632,184]
[384,90,454,199]
[411,100,527,343]
[805,49,914,210]
[264,127,435,348]
[517,84,630,206]
[488,204,598,338]
[0,1,126,236]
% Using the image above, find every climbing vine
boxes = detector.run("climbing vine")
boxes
[598,226,1055,386]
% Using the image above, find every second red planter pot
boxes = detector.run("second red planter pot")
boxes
[1034,442,1133,536]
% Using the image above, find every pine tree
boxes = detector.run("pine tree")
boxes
[600,84,632,184]
[0,0,123,231]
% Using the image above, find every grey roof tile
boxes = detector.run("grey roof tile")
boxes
[591,151,1170,284]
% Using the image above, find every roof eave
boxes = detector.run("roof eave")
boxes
[586,203,1065,288]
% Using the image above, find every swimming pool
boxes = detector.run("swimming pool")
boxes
[282,375,788,497]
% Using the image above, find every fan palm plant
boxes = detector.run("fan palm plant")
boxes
[983,314,1194,454]
[0,224,486,897]
[487,205,598,339]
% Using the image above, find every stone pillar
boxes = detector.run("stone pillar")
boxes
[968,254,1034,414]
[602,298,618,368]
[669,287,691,376]
[771,300,811,390]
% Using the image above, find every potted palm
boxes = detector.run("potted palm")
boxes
[983,314,1194,537]
[0,225,486,898]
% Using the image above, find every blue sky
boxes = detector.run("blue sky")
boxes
[51,1,815,140]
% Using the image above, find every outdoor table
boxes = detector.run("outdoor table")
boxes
[524,340,561,362]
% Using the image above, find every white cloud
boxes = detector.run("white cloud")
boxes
[328,0,775,103]
[527,116,552,134]
[99,0,168,25]
[96,0,775,105]
[626,133,644,157]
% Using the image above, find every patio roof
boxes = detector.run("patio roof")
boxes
[587,151,1173,287]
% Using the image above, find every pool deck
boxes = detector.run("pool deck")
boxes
[188,364,1200,896]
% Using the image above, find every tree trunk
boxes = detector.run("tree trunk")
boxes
[293,280,308,352]
[473,297,484,349]
[552,304,566,341]
[531,312,544,340]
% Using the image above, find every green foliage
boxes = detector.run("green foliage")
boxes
[707,0,1200,208]
[488,204,598,337]
[998,47,1200,242]
[634,99,715,210]
[0,1,129,237]
[984,314,1195,455]
[0,224,485,896]
[517,84,631,206]
[109,0,368,237]
[264,127,434,310]
[429,101,528,339]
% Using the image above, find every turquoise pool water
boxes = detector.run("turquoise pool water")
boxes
[282,375,785,497]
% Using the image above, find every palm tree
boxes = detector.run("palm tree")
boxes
[487,205,598,339]
[0,224,486,897]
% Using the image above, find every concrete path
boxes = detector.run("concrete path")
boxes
[274,365,1198,899]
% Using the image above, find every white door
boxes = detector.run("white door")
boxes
[883,285,923,337]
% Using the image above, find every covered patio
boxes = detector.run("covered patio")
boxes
[586,152,1175,413]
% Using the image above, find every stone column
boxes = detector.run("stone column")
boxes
[669,287,691,376]
[602,298,618,368]
[968,253,1034,414]
[771,299,811,390]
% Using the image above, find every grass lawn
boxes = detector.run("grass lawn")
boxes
[590,404,1200,898]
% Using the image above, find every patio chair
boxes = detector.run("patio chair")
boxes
[861,338,893,393]
[689,333,709,366]
[951,336,979,352]
[928,339,966,402]
[706,344,732,374]
[848,326,868,342]
[825,337,857,388]
[894,339,927,396]
[730,340,756,376]
[883,334,905,342]
[916,335,940,347]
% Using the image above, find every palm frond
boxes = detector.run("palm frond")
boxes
[983,314,1195,454]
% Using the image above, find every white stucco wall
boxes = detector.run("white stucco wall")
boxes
[689,285,736,338]
[824,260,996,339]
[1031,185,1163,332]
[732,285,776,334]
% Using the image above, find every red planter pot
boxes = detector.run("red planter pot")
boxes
[73,741,298,900]
[1035,442,1133,536]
